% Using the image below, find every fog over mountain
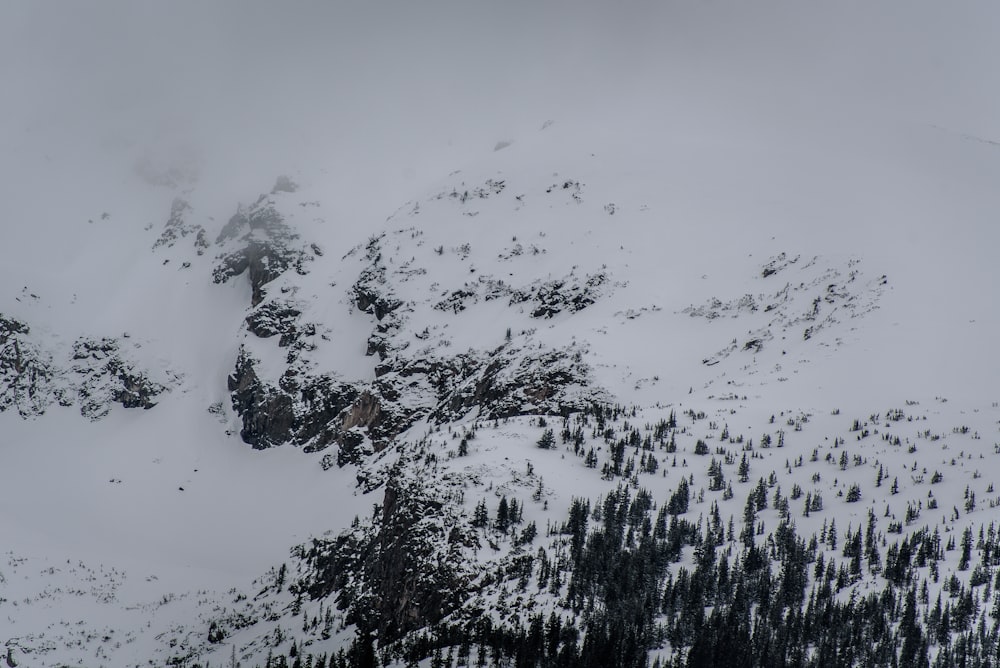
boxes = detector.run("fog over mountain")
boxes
[5,1,998,217]
[2,3,1000,667]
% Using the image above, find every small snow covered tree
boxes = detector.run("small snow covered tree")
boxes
[472,499,489,528]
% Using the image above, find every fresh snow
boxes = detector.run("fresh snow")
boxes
[1,1,999,665]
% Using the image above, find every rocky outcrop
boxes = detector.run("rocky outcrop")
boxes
[333,371,441,465]
[350,235,405,360]
[213,193,315,306]
[244,299,308,348]
[1,315,171,420]
[298,455,476,642]
[152,198,209,254]
[0,314,55,417]
[433,271,609,319]
[228,347,299,449]
[229,235,605,460]
[222,199,610,465]
[429,344,600,423]
[70,338,168,420]
[225,348,424,461]
[228,337,601,463]
[512,271,609,319]
[227,347,360,451]
[685,254,889,366]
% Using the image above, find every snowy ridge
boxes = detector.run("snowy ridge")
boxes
[2,2,1000,666]
[1,141,997,667]
[683,253,888,368]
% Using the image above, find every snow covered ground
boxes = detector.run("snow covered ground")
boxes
[1,1,999,665]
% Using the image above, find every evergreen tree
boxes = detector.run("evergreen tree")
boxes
[496,496,510,532]
[738,454,750,483]
[472,499,489,528]
[537,429,556,449]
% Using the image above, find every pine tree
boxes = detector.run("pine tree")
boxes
[496,496,510,532]
[472,499,489,528]
[900,588,925,668]
[537,429,556,449]
[846,483,861,503]
[959,527,973,571]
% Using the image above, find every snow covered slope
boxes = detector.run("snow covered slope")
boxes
[1,2,999,666]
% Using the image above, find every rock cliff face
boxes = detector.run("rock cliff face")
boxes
[427,345,599,424]
[227,336,599,463]
[70,338,167,419]
[218,189,611,468]
[0,314,173,420]
[228,327,602,464]
[299,454,477,643]
[152,198,209,254]
[244,299,306,347]
[212,190,316,307]
[0,314,54,417]
[227,347,360,450]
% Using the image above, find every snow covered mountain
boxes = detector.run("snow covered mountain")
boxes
[2,2,1000,667]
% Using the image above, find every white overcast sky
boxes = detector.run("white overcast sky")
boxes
[1,1,998,228]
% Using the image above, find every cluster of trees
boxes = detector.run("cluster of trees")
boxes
[248,404,1000,668]
[283,472,1000,667]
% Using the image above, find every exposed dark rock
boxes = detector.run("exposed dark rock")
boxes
[297,375,360,452]
[430,345,599,423]
[230,332,601,466]
[298,457,476,642]
[71,338,167,420]
[433,288,477,314]
[227,347,296,448]
[0,314,29,338]
[761,252,799,278]
[334,375,430,464]
[365,333,390,359]
[512,271,609,319]
[432,272,608,319]
[213,195,312,306]
[436,178,506,203]
[352,268,402,322]
[227,350,426,461]
[350,237,406,363]
[227,347,360,451]
[245,300,304,347]
[0,314,54,417]
[226,229,606,467]
[152,198,209,255]
[3,317,170,420]
[215,207,249,245]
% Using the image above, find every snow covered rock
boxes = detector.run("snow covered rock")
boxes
[1,314,172,420]
[0,313,55,417]
[298,452,478,643]
[70,337,169,419]
[213,188,316,306]
[151,197,209,254]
